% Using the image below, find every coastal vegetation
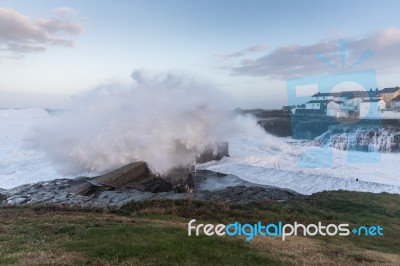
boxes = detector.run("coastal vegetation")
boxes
[0,191,398,265]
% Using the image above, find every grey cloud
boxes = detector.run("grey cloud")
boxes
[228,28,400,80]
[246,44,268,52]
[0,7,82,57]
[216,44,267,59]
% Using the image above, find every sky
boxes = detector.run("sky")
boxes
[1,0,400,108]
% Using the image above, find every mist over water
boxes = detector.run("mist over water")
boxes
[1,103,399,193]
[2,72,398,193]
[28,72,261,175]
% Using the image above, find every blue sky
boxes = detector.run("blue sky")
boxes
[1,0,400,108]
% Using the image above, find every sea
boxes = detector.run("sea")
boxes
[1,108,399,194]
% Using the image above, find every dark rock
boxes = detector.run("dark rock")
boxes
[66,141,229,197]
[71,161,150,195]
[239,109,292,137]
[159,166,191,185]
[196,142,229,163]
[0,164,307,208]
[173,183,187,193]
[132,177,173,193]
[0,193,7,204]
[186,174,196,192]
[173,174,195,193]
[243,109,400,151]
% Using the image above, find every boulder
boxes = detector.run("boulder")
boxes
[69,142,229,196]
[196,142,229,163]
[127,177,173,193]
[71,161,149,195]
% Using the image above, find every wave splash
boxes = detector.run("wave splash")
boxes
[27,72,260,175]
[314,125,400,152]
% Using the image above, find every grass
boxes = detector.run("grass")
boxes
[0,190,398,265]
[64,224,279,265]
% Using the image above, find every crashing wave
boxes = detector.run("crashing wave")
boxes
[314,125,400,152]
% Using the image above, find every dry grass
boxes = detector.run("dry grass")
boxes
[250,234,400,265]
[0,190,399,265]
[16,251,85,266]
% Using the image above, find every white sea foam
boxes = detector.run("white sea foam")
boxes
[199,128,400,195]
[0,106,399,193]
[0,108,75,189]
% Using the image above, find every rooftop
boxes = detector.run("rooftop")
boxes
[307,100,332,104]
[391,95,400,102]
[380,87,400,94]
[362,98,382,103]
[312,90,379,98]
[312,92,331,97]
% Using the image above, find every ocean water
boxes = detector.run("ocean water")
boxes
[0,108,76,189]
[199,130,400,195]
[0,108,399,194]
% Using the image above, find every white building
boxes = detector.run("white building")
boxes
[359,99,386,118]
[390,96,400,109]
[312,93,334,101]
[305,100,330,111]
[326,101,348,117]
[306,100,321,110]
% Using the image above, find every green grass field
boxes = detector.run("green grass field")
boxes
[0,190,399,265]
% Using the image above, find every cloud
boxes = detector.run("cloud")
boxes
[0,7,82,57]
[226,28,400,80]
[215,44,267,60]
[53,7,77,18]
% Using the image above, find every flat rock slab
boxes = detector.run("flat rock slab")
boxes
[70,161,149,195]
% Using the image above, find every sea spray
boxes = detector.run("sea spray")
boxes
[27,72,262,176]
[1,106,399,192]
[314,124,400,152]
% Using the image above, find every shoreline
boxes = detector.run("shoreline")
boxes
[0,169,307,208]
[2,168,400,209]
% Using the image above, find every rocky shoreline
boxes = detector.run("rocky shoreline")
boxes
[0,138,306,208]
[242,109,400,137]
[0,170,306,208]
[240,109,292,137]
